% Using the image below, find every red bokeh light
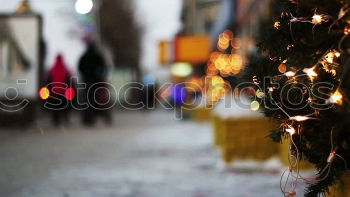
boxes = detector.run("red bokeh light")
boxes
[65,88,76,101]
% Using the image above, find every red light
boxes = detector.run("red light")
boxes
[39,87,50,100]
[65,88,76,101]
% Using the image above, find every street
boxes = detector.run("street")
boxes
[0,111,283,197]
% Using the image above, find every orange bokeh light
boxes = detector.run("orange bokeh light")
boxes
[39,87,50,100]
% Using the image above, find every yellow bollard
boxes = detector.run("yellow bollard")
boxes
[219,118,278,163]
[193,107,212,122]
[212,115,224,147]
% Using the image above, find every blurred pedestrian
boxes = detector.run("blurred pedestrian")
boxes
[78,42,111,126]
[48,54,72,126]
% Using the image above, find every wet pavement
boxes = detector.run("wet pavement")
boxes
[0,111,286,197]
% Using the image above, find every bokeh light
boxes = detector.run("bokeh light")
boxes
[186,77,203,93]
[204,76,231,105]
[75,0,93,15]
[171,62,193,77]
[65,88,76,101]
[39,87,50,100]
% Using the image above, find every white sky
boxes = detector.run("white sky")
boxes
[133,0,182,73]
[0,0,182,75]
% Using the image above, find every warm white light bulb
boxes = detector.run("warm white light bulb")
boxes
[328,90,343,104]
[285,71,296,77]
[75,0,93,15]
[290,116,310,122]
[326,55,334,63]
[312,14,323,24]
[303,67,317,80]
[286,126,296,135]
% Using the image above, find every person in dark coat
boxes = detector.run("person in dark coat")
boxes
[78,42,111,126]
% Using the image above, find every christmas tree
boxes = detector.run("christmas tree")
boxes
[245,0,350,196]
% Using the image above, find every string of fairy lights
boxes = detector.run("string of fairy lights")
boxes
[256,6,350,197]
[205,2,350,196]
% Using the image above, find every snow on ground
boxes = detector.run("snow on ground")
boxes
[0,111,309,197]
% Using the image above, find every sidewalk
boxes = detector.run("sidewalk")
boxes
[0,111,284,197]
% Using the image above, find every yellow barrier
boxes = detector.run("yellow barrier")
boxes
[212,115,315,167]
[193,107,212,122]
[212,115,224,147]
[215,117,278,163]
[327,172,350,197]
[212,115,347,196]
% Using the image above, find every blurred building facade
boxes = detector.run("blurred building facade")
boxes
[180,0,222,35]
[179,0,273,61]
[180,0,236,41]
[235,0,272,58]
[175,0,274,105]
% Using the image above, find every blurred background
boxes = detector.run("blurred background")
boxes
[0,0,310,196]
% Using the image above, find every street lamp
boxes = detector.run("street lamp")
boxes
[75,0,93,14]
